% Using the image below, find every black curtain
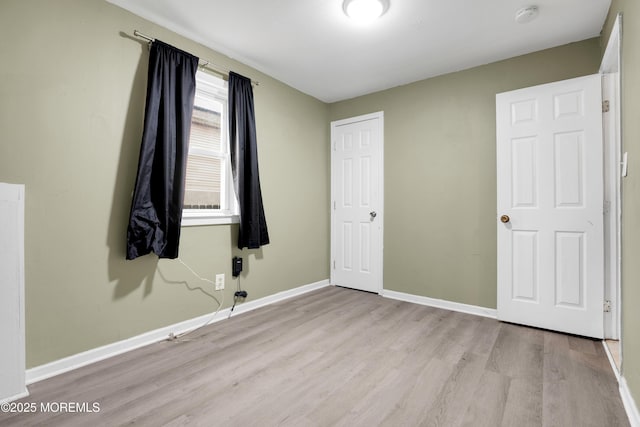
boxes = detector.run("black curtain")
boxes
[228,72,270,249]
[126,40,199,260]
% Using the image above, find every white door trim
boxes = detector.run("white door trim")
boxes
[330,111,384,293]
[600,13,622,342]
[0,183,27,403]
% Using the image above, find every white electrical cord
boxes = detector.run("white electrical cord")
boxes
[169,258,225,341]
[178,258,215,285]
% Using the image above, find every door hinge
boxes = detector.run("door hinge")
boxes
[602,100,610,113]
[333,260,336,269]
[604,200,610,215]
[604,300,612,312]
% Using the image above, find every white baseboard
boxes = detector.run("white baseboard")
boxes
[380,289,497,319]
[0,389,29,404]
[26,279,330,385]
[620,377,640,427]
[601,341,639,427]
[228,279,330,317]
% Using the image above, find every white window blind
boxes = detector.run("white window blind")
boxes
[182,71,238,225]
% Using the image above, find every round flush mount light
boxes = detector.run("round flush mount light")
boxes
[515,5,539,24]
[343,0,390,22]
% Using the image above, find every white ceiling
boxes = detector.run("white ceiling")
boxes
[106,0,612,103]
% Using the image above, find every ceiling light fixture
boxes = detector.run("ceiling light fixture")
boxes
[343,0,390,22]
[515,5,539,24]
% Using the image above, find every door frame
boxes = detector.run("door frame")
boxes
[600,13,622,342]
[330,111,385,293]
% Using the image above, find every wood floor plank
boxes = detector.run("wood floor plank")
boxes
[378,356,454,426]
[0,286,630,426]
[460,369,511,427]
[500,377,543,426]
[486,322,544,380]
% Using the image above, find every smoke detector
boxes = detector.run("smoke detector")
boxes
[515,6,539,24]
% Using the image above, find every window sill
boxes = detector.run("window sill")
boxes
[181,214,240,227]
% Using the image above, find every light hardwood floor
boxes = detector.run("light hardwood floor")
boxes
[0,286,629,426]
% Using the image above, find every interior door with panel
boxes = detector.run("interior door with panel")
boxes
[331,112,383,294]
[496,75,604,338]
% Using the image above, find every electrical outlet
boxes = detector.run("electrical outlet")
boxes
[215,273,225,290]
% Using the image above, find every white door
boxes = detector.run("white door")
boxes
[331,112,383,293]
[496,75,604,339]
[0,183,26,402]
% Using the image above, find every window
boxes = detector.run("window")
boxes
[182,71,238,226]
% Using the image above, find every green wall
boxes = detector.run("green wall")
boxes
[604,0,640,411]
[0,0,330,367]
[329,39,601,308]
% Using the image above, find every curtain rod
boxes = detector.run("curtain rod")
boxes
[133,30,259,86]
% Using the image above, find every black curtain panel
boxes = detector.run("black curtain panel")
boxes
[228,72,270,249]
[126,40,199,260]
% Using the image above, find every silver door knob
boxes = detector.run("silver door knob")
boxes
[370,211,377,219]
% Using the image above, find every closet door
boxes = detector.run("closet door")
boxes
[0,183,26,402]
[496,75,604,338]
